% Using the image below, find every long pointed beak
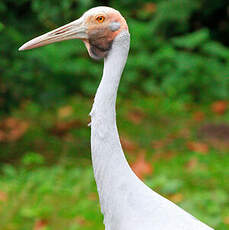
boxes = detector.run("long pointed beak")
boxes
[19,17,87,51]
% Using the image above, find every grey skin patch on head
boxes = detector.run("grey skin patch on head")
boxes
[89,41,112,60]
[88,28,113,59]
[109,22,120,32]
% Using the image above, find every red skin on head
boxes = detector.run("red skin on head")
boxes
[83,12,128,59]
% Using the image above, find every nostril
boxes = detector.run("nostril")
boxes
[54,30,68,35]
[53,26,70,35]
[55,32,63,35]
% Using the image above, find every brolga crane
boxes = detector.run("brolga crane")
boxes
[19,6,214,230]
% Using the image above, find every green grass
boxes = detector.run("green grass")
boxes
[0,94,228,230]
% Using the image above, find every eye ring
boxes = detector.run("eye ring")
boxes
[96,16,105,23]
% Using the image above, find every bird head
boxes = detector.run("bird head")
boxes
[19,6,128,59]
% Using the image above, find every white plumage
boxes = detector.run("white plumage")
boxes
[89,27,213,230]
[19,6,214,230]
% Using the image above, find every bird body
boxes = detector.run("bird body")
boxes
[19,6,214,230]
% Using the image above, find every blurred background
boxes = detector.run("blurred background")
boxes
[0,0,229,229]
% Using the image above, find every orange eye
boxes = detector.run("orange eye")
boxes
[96,16,105,23]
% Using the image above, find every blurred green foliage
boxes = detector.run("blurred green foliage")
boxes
[0,0,228,113]
[0,95,228,230]
[0,1,229,229]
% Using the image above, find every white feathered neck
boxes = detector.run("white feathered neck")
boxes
[89,29,213,230]
[89,30,134,225]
